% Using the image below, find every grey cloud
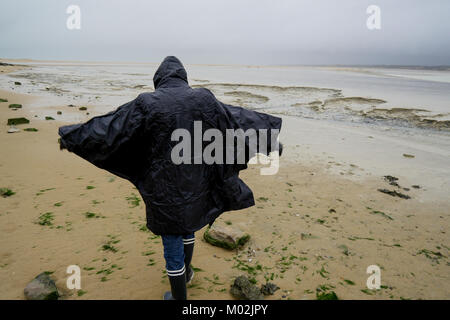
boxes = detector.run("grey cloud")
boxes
[0,0,449,65]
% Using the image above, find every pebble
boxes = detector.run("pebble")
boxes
[7,126,20,133]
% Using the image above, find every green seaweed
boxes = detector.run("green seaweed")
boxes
[318,266,330,278]
[418,249,445,263]
[101,235,120,252]
[126,193,141,208]
[142,250,155,256]
[102,244,118,253]
[232,257,262,276]
[96,268,113,275]
[84,211,103,219]
[83,266,95,271]
[77,290,87,297]
[316,286,338,300]
[370,210,393,220]
[139,224,149,232]
[37,212,54,226]
[338,244,350,256]
[361,289,375,295]
[191,265,204,272]
[0,188,15,197]
[36,187,55,196]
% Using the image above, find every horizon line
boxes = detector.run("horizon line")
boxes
[1,57,449,70]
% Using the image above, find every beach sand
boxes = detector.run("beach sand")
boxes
[0,65,449,300]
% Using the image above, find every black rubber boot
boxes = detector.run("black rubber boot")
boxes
[163,272,187,300]
[183,239,195,284]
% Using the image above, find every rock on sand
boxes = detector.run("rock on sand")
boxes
[24,272,59,300]
[203,223,250,250]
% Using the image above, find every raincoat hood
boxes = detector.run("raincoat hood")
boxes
[153,56,188,89]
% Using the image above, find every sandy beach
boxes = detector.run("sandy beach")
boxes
[0,62,449,300]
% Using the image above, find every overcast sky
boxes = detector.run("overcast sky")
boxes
[1,0,449,65]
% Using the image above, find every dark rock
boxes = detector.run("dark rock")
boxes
[260,282,279,295]
[412,185,421,189]
[9,104,22,109]
[79,106,87,111]
[14,81,22,85]
[377,188,411,199]
[7,117,29,125]
[57,111,62,115]
[230,276,263,300]
[24,272,59,300]
[403,154,415,158]
[384,175,399,182]
[383,175,400,187]
[45,116,55,120]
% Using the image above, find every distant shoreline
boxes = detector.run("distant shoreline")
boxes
[2,58,450,71]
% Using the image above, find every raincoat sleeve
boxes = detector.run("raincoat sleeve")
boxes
[58,97,147,183]
[220,102,282,156]
[213,101,282,181]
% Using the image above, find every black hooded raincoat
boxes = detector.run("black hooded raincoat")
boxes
[58,56,282,235]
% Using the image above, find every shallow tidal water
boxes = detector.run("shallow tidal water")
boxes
[2,62,450,128]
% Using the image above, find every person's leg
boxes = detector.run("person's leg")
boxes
[183,233,195,284]
[161,234,187,300]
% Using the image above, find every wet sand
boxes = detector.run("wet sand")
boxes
[0,65,449,300]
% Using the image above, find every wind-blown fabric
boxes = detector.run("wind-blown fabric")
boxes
[59,56,282,235]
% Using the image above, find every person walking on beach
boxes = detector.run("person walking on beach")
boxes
[58,56,282,300]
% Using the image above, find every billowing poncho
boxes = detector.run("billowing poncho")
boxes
[59,56,282,235]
